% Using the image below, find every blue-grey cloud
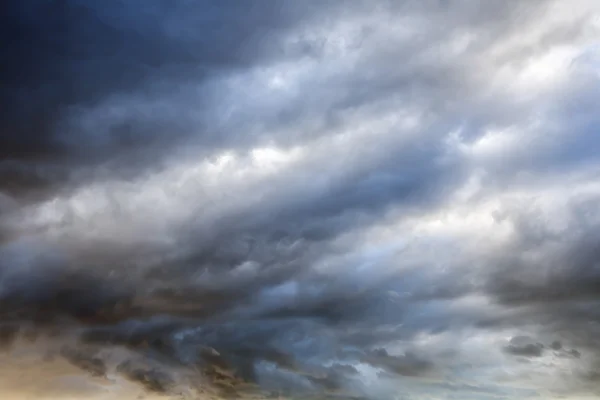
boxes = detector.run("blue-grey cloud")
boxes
[1,1,600,399]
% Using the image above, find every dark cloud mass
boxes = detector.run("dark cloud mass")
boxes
[1,0,600,399]
[503,336,545,358]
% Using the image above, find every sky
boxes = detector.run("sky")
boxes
[1,1,600,399]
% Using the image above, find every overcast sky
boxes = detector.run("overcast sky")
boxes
[1,1,600,399]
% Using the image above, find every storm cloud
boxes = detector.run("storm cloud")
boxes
[1,0,600,399]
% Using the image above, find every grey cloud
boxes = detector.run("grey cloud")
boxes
[569,349,582,359]
[367,348,434,378]
[448,191,600,395]
[0,0,338,198]
[1,0,600,399]
[116,359,176,394]
[60,346,107,378]
[551,341,563,350]
[504,336,545,358]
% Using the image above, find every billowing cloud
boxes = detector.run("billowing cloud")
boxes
[1,0,600,399]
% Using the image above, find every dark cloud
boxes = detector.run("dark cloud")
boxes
[551,341,563,351]
[60,346,107,378]
[367,348,434,377]
[503,336,545,358]
[116,359,176,394]
[0,0,338,199]
[1,0,600,399]
[0,325,19,351]
[0,263,134,326]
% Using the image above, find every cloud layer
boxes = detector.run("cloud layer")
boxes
[1,1,600,399]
